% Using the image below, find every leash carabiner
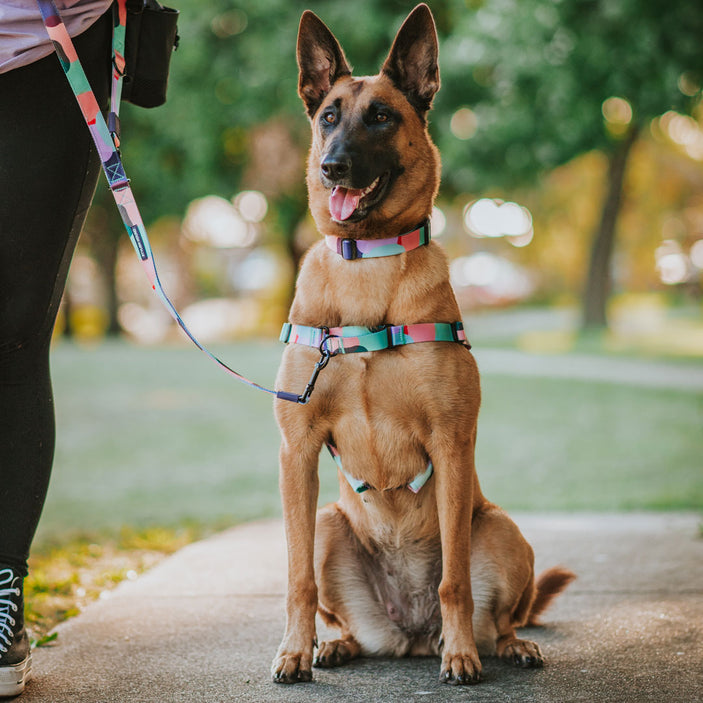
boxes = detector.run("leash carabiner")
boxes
[275,329,334,405]
[298,346,331,405]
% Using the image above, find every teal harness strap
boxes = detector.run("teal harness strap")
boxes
[326,444,434,495]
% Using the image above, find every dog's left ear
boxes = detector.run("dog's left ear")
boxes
[381,4,439,116]
[297,11,352,119]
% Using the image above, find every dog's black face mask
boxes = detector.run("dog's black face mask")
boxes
[316,93,404,223]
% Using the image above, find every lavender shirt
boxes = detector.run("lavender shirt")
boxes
[0,0,112,74]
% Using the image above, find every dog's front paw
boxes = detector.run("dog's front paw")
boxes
[439,651,482,685]
[499,639,544,668]
[271,652,313,684]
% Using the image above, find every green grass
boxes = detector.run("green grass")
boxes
[477,374,702,511]
[38,339,703,549]
[26,525,206,639]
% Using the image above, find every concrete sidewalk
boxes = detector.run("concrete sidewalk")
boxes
[22,514,703,703]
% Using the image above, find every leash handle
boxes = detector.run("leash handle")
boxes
[37,0,314,403]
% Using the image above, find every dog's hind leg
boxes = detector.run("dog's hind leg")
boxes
[314,504,411,665]
[471,504,549,668]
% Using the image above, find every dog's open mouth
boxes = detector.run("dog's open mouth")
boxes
[328,172,391,222]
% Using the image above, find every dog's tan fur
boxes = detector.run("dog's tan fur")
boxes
[271,5,574,686]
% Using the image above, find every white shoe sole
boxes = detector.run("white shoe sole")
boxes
[0,652,32,698]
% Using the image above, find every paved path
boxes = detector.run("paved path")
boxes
[22,514,703,702]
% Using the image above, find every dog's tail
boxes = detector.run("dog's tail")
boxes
[526,567,576,626]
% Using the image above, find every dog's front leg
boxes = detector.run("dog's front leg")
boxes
[271,440,320,684]
[433,437,482,685]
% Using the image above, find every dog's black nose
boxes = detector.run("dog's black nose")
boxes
[320,154,352,181]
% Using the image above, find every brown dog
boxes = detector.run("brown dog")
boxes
[272,4,574,686]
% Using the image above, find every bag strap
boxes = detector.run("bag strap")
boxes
[36,0,298,402]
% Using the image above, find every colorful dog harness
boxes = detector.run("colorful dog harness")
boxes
[280,222,471,496]
[280,320,469,494]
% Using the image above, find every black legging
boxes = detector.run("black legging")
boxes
[0,11,112,576]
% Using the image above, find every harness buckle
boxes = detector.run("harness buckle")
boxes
[386,325,395,348]
[369,323,394,349]
[451,321,471,348]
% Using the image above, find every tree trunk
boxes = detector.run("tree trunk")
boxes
[277,192,308,316]
[89,216,122,336]
[581,125,639,330]
[103,228,121,336]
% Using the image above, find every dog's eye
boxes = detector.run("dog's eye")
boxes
[322,111,337,125]
[374,112,389,123]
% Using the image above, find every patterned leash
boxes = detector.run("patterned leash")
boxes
[35,0,303,401]
[37,0,470,408]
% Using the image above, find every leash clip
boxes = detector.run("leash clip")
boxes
[275,328,335,404]
[297,330,333,405]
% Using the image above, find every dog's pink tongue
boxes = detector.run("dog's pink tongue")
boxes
[329,186,361,221]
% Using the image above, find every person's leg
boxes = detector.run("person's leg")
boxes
[0,10,112,696]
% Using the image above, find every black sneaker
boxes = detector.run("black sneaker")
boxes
[0,568,31,698]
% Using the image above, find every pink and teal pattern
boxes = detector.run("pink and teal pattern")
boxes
[280,321,469,355]
[325,221,430,260]
[37,0,128,190]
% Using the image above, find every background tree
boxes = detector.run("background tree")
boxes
[435,0,703,328]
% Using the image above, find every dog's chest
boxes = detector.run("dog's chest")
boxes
[366,539,442,636]
[325,351,434,491]
[325,257,405,326]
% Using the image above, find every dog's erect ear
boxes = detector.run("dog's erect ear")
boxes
[297,11,352,119]
[381,4,439,116]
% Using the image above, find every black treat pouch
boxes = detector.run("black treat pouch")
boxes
[122,0,179,108]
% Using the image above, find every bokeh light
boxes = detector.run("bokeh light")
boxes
[430,206,446,237]
[657,111,703,161]
[234,190,268,223]
[690,240,703,270]
[463,198,533,247]
[449,252,534,304]
[655,240,689,285]
[183,195,256,248]
[602,97,632,125]
[450,107,478,140]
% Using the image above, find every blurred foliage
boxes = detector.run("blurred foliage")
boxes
[437,0,703,192]
[110,0,703,215]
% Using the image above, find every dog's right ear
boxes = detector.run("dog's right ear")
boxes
[297,11,352,119]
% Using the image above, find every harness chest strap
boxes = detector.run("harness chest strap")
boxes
[280,321,469,354]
